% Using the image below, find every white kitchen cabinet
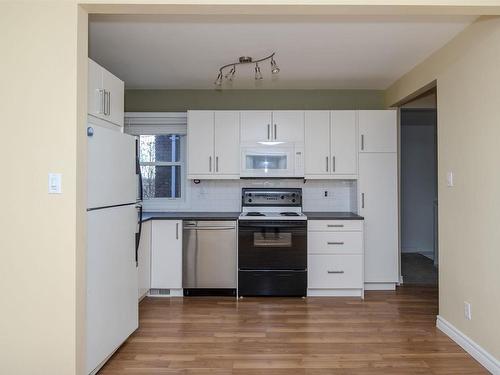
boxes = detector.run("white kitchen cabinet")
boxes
[240,111,272,143]
[240,111,304,143]
[304,110,357,179]
[331,111,357,176]
[150,220,182,290]
[272,111,304,142]
[358,110,397,153]
[304,111,330,176]
[307,220,364,298]
[214,111,240,175]
[137,220,151,300]
[87,58,124,127]
[187,111,240,179]
[187,111,214,176]
[358,153,398,288]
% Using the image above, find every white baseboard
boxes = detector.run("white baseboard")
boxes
[364,282,396,291]
[436,315,500,374]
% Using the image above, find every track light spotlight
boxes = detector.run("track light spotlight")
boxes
[255,63,263,80]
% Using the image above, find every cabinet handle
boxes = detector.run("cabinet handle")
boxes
[362,193,365,209]
[106,91,111,116]
[361,134,365,150]
[216,156,219,172]
[327,270,344,274]
[209,156,212,172]
[274,124,277,140]
[267,124,270,140]
[327,224,344,228]
[176,223,179,240]
[332,156,336,172]
[326,156,329,172]
[98,89,105,114]
[327,241,344,245]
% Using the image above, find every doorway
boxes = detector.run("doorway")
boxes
[400,91,438,285]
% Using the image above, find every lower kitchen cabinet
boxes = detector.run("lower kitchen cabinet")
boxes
[150,220,183,295]
[137,220,151,300]
[307,220,364,298]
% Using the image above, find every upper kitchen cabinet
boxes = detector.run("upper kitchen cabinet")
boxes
[187,111,240,179]
[304,110,357,179]
[272,111,304,143]
[240,111,304,143]
[240,111,272,143]
[358,110,397,153]
[87,58,124,127]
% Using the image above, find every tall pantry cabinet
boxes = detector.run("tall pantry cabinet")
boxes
[358,110,399,289]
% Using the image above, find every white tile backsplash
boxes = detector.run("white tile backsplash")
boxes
[177,179,357,213]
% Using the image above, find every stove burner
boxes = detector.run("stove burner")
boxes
[280,212,300,216]
[246,212,265,216]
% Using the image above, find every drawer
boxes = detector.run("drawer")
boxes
[308,254,362,289]
[308,232,363,254]
[308,220,363,232]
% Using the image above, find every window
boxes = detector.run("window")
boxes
[139,135,184,200]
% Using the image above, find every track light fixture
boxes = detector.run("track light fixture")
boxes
[214,52,279,87]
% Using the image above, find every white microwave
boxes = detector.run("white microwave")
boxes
[240,142,304,178]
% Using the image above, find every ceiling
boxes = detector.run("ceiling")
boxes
[89,15,474,90]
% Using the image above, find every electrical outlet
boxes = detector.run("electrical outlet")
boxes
[324,190,328,197]
[464,302,472,320]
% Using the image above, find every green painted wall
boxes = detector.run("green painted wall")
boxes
[125,89,385,112]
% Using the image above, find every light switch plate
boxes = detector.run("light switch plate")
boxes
[48,173,62,194]
[447,171,454,187]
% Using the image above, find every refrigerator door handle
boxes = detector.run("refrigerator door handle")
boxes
[135,205,143,267]
[135,138,143,201]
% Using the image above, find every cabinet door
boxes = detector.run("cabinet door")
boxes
[150,220,182,289]
[187,111,214,176]
[358,153,398,283]
[214,111,240,176]
[137,220,151,299]
[88,59,104,119]
[358,110,397,152]
[272,111,304,142]
[240,111,272,143]
[102,67,124,127]
[304,111,330,176]
[331,111,357,175]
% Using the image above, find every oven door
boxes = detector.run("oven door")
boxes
[240,147,294,177]
[238,220,307,270]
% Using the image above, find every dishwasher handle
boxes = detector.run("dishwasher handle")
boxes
[183,226,236,230]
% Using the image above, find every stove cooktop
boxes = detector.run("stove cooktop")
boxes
[239,211,307,221]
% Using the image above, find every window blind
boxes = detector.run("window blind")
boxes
[124,112,187,135]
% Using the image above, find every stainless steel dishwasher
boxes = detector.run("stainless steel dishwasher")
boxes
[182,220,237,296]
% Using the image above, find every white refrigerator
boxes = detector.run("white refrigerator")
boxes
[86,121,140,374]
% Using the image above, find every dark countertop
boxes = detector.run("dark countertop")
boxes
[304,212,364,220]
[142,212,240,222]
[143,211,363,221]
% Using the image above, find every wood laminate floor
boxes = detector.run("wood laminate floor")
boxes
[99,286,487,374]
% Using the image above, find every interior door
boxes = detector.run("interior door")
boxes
[272,111,304,142]
[304,111,330,176]
[358,110,397,153]
[187,111,214,176]
[86,205,138,374]
[87,123,136,209]
[358,153,398,283]
[240,111,272,143]
[331,110,357,175]
[214,111,240,176]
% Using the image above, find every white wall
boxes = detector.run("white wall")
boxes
[401,122,437,258]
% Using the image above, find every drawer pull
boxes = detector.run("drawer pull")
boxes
[327,241,344,245]
[327,224,344,228]
[327,270,344,274]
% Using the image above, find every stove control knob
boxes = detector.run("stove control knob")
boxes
[292,199,296,203]
[292,193,296,197]
[281,195,285,199]
[248,198,252,203]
